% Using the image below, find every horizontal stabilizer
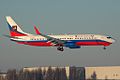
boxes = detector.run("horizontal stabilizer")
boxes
[3,34,22,39]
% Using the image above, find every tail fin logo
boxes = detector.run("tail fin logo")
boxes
[12,25,17,31]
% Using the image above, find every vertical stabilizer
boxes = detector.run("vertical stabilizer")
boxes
[6,16,27,36]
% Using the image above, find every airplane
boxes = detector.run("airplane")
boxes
[5,16,115,51]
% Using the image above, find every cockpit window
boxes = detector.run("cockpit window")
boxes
[107,36,112,39]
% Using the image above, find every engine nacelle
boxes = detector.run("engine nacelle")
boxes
[65,42,81,49]
[68,46,81,49]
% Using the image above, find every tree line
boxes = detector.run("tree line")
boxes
[0,66,85,80]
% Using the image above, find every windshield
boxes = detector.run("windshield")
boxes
[107,36,112,39]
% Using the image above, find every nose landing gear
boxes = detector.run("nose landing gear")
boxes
[103,46,106,50]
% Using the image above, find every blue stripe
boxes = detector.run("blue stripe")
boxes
[69,40,106,42]
[7,22,12,30]
[12,39,107,43]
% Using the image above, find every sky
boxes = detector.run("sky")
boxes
[0,0,120,71]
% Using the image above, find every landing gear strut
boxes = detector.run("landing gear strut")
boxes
[57,46,64,51]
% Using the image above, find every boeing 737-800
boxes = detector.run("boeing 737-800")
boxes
[5,16,115,51]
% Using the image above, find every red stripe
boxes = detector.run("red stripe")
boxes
[17,42,52,46]
[17,41,111,47]
[76,42,111,46]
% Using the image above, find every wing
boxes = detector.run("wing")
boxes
[34,26,66,45]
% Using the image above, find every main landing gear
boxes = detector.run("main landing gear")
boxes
[57,46,64,51]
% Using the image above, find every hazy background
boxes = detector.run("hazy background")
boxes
[0,0,120,71]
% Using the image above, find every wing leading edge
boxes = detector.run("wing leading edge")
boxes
[33,26,66,45]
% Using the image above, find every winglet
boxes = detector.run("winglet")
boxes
[34,26,41,35]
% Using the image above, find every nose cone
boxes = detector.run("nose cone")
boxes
[108,37,116,43]
[111,39,115,43]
